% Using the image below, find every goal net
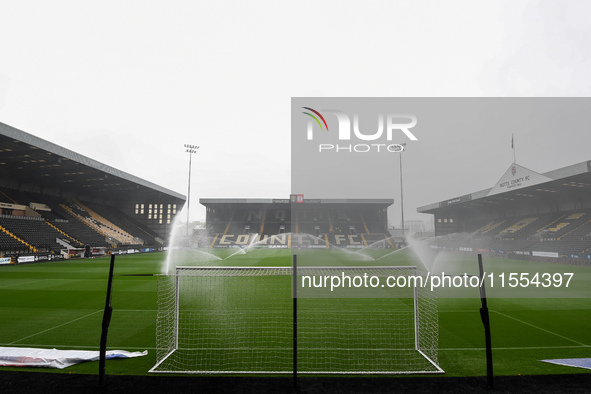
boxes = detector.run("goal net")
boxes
[149,266,442,374]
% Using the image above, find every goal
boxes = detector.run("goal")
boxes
[149,265,442,374]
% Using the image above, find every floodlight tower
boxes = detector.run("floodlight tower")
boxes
[399,143,406,242]
[184,144,199,238]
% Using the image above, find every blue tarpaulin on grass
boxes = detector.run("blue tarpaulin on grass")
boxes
[541,358,591,370]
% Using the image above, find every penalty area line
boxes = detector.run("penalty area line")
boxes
[0,279,45,289]
[0,343,156,351]
[8,309,103,345]
[492,310,588,347]
[441,344,590,351]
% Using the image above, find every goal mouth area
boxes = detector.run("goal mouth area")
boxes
[149,354,444,375]
[150,265,443,375]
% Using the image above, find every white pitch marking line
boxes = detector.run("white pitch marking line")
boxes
[0,279,45,288]
[439,310,481,313]
[492,310,588,347]
[441,345,590,351]
[0,343,156,351]
[9,310,103,345]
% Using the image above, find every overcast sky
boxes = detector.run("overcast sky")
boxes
[1,1,591,224]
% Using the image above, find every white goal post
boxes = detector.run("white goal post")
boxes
[149,265,443,375]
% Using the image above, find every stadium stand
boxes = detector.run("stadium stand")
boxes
[84,201,161,246]
[0,121,185,261]
[418,161,591,263]
[422,208,591,259]
[201,198,393,249]
[0,191,157,254]
[0,187,174,258]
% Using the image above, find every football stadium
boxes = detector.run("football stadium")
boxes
[1,120,591,393]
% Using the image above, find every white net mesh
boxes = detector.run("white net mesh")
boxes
[150,266,441,374]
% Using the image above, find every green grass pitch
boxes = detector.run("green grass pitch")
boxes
[0,248,590,377]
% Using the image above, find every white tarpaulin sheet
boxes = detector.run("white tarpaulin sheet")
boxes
[0,347,147,369]
[541,358,591,370]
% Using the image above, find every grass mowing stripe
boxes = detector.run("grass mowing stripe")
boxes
[0,343,156,351]
[173,347,420,351]
[492,310,588,347]
[0,279,45,289]
[2,251,589,378]
[441,345,591,351]
[8,309,103,345]
[439,310,481,313]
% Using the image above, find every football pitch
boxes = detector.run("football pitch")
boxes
[0,249,590,379]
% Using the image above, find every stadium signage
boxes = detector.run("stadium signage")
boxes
[217,234,289,246]
[513,251,531,256]
[17,256,35,263]
[302,108,417,153]
[439,194,472,207]
[532,251,558,258]
[33,254,62,262]
[0,257,11,265]
[0,202,27,210]
[488,164,552,196]
[499,175,530,190]
[335,234,362,246]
